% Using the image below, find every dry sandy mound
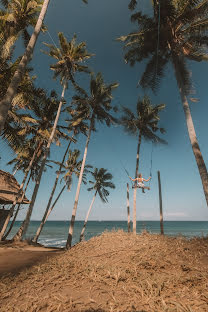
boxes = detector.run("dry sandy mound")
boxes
[1,230,208,312]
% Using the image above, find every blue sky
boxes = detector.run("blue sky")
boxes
[1,0,208,221]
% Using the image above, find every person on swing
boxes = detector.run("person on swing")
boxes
[129,173,151,193]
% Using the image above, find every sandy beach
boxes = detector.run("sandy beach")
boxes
[0,230,208,312]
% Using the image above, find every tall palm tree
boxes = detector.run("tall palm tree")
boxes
[0,0,50,133]
[118,0,208,206]
[80,167,115,242]
[120,95,166,234]
[66,72,119,249]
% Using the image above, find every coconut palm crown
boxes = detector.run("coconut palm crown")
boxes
[87,167,115,203]
[120,95,166,143]
[118,0,208,94]
[70,72,119,130]
[0,0,45,59]
[43,32,93,89]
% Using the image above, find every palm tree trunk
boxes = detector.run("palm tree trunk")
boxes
[157,171,164,235]
[0,143,39,240]
[66,116,94,249]
[133,132,142,235]
[33,184,66,243]
[0,0,51,133]
[13,83,67,241]
[172,56,208,206]
[80,190,97,242]
[127,183,131,233]
[33,139,72,243]
[3,172,32,240]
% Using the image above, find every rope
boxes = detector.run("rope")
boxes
[148,143,153,186]
[155,0,161,77]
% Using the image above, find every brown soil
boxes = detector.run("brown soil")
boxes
[0,241,62,277]
[0,230,208,312]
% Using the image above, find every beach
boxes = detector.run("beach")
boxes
[1,230,208,312]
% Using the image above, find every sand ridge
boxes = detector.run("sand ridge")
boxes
[0,230,208,312]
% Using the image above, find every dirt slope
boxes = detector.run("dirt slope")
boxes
[1,230,208,312]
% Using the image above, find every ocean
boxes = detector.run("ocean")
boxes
[6,221,208,248]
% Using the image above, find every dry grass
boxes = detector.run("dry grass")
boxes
[1,230,208,312]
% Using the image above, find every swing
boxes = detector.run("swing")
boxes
[132,184,150,190]
[122,143,153,192]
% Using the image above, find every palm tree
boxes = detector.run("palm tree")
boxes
[120,95,166,234]
[33,149,89,243]
[12,89,69,241]
[0,0,50,133]
[80,167,115,242]
[66,72,119,249]
[0,0,45,60]
[118,0,208,206]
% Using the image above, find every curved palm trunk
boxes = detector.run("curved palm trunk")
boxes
[133,132,142,235]
[0,143,39,240]
[66,116,94,249]
[172,56,208,206]
[3,172,32,240]
[0,0,50,133]
[13,83,67,241]
[33,184,66,242]
[33,139,72,243]
[80,190,97,242]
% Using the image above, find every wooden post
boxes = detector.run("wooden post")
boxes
[127,183,131,233]
[157,171,164,235]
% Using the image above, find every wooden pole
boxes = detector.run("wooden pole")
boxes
[157,171,164,235]
[127,183,131,232]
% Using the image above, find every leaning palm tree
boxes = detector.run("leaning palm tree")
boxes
[12,89,70,241]
[66,72,119,249]
[0,0,50,133]
[80,167,115,242]
[33,148,86,243]
[118,0,208,206]
[120,95,166,234]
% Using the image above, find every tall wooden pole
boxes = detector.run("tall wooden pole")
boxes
[127,183,131,232]
[157,171,164,235]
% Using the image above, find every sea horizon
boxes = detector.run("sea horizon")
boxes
[7,220,208,248]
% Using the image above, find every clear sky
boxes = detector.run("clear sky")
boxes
[1,0,208,221]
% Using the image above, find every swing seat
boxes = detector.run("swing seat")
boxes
[132,185,150,190]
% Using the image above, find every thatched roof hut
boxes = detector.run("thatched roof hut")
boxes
[0,170,30,205]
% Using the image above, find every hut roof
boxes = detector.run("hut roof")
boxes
[0,170,30,205]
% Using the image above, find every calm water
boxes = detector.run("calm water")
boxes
[6,221,208,248]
